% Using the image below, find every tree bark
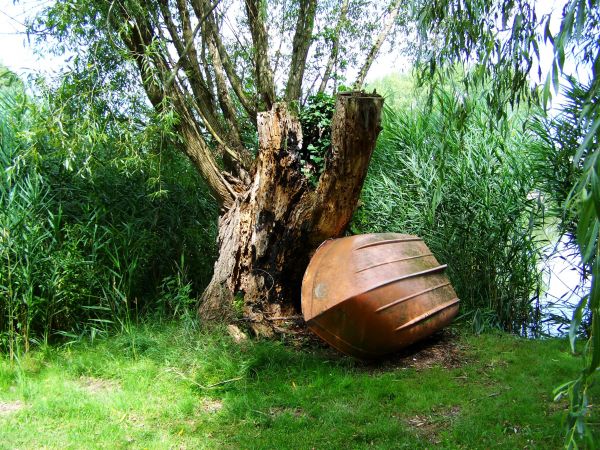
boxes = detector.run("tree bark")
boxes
[318,0,349,94]
[199,92,383,335]
[194,0,257,122]
[353,0,401,89]
[117,17,237,208]
[285,0,317,104]
[245,0,276,110]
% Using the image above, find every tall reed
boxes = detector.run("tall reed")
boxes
[0,69,218,354]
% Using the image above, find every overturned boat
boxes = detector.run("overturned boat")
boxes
[301,233,459,359]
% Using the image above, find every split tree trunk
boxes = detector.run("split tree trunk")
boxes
[199,92,383,335]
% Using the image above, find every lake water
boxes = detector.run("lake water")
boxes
[537,235,590,337]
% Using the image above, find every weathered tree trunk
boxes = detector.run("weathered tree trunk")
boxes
[200,92,383,335]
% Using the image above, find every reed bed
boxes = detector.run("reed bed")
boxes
[0,69,217,354]
[355,87,552,333]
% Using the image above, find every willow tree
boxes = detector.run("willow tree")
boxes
[35,0,405,333]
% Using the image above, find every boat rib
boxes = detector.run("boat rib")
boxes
[356,253,434,273]
[394,298,460,331]
[354,237,422,251]
[375,281,451,313]
[362,264,448,294]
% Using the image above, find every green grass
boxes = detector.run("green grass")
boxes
[0,325,596,449]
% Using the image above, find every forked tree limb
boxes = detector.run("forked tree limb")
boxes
[155,0,227,146]
[169,0,222,128]
[244,0,276,110]
[193,0,257,121]
[318,0,349,94]
[204,27,252,170]
[116,11,236,207]
[285,0,317,104]
[158,0,186,55]
[165,0,221,89]
[149,0,250,178]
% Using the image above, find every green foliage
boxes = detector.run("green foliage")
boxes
[0,324,596,448]
[539,2,600,446]
[549,77,600,448]
[530,79,588,241]
[0,69,218,354]
[366,73,420,111]
[155,256,197,326]
[414,0,541,118]
[354,85,548,334]
[26,0,600,444]
[299,92,336,185]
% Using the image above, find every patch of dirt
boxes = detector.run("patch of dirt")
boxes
[402,405,461,444]
[355,329,468,372]
[0,400,25,416]
[124,412,148,429]
[546,395,569,415]
[267,406,305,418]
[78,376,120,394]
[200,398,223,414]
[232,314,312,344]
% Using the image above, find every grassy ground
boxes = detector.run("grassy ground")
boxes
[0,324,597,449]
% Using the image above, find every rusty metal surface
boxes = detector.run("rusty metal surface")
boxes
[301,233,459,359]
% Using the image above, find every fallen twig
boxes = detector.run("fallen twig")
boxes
[166,367,243,389]
[266,315,303,321]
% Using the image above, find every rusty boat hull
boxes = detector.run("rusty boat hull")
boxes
[301,233,459,359]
